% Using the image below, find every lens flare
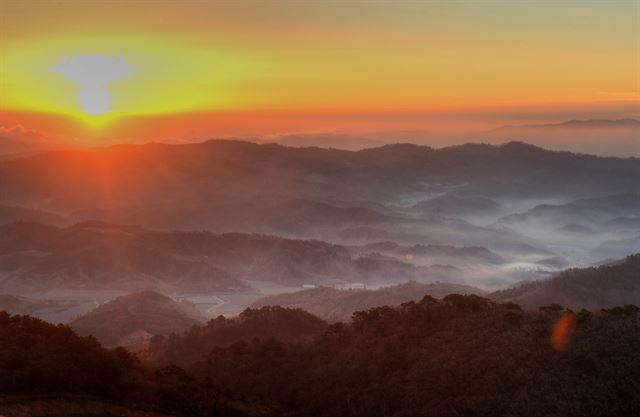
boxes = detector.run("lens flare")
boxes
[551,312,577,351]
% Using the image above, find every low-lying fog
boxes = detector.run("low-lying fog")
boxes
[4,189,638,325]
[0,139,638,327]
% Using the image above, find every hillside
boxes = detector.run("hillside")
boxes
[251,281,484,321]
[0,311,258,416]
[70,291,205,348]
[356,241,505,266]
[409,194,501,218]
[0,222,241,292]
[492,193,640,261]
[193,294,640,417]
[0,221,429,293]
[489,254,640,310]
[496,193,640,231]
[148,305,328,367]
[3,295,640,417]
[72,197,394,237]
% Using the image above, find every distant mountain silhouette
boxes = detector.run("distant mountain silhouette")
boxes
[556,223,597,236]
[495,118,640,130]
[273,133,383,150]
[0,127,73,157]
[606,216,640,230]
[410,194,501,217]
[0,140,637,220]
[485,119,640,157]
[356,241,505,266]
[495,193,640,237]
[592,235,640,261]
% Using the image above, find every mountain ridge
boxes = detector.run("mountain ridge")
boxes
[489,254,640,309]
[1,139,638,217]
[496,118,640,130]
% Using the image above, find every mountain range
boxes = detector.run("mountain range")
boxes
[484,118,640,157]
[0,221,451,294]
[56,253,640,350]
[1,139,639,326]
[1,140,638,217]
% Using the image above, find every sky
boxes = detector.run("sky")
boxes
[1,0,639,145]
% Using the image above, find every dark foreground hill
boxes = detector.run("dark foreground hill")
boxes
[490,254,640,309]
[0,312,250,417]
[148,305,328,367]
[192,295,640,417]
[1,293,639,417]
[70,291,206,348]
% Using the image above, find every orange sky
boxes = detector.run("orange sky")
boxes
[1,1,639,144]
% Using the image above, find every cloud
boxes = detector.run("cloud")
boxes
[0,125,57,155]
[0,125,47,141]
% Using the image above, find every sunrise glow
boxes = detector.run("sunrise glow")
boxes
[1,3,639,414]
[0,1,638,142]
[2,35,264,126]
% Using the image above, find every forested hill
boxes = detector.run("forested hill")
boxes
[147,306,328,367]
[70,291,206,348]
[2,295,639,417]
[0,311,252,417]
[190,295,640,417]
[490,254,640,309]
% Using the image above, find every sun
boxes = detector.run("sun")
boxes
[52,55,135,116]
[1,35,263,127]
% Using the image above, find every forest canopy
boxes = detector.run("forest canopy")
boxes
[1,293,639,417]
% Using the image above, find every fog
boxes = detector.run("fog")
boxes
[0,138,638,330]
